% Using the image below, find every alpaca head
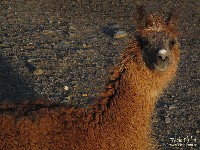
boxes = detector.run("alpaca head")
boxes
[136,7,179,71]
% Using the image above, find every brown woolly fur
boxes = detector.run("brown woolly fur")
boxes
[0,8,180,150]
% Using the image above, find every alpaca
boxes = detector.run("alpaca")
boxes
[0,8,180,150]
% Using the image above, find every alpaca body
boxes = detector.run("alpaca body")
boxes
[0,8,180,150]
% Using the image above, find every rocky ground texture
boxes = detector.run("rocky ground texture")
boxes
[0,0,199,149]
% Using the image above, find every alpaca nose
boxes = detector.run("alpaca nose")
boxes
[157,49,169,61]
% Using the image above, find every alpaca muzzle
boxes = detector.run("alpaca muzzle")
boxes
[155,49,170,71]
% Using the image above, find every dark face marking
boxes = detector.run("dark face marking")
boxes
[136,32,177,71]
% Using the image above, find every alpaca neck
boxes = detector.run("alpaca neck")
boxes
[96,67,158,149]
[114,70,157,128]
[112,63,159,122]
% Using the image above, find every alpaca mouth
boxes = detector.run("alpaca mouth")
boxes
[154,62,169,71]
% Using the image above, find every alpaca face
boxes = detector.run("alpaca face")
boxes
[138,31,177,71]
[136,7,178,72]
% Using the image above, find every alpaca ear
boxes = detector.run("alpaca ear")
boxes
[166,10,179,29]
[136,5,148,29]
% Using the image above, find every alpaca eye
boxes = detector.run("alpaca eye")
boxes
[170,39,176,46]
[140,37,149,47]
[142,38,149,45]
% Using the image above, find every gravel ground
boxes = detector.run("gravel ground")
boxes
[0,0,199,149]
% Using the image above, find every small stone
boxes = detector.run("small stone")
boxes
[27,59,36,63]
[82,94,88,97]
[54,41,70,49]
[69,26,76,30]
[82,43,87,48]
[41,43,51,49]
[64,86,69,91]
[48,20,53,24]
[0,44,8,48]
[114,31,127,39]
[59,63,68,67]
[82,43,92,48]
[196,130,200,134]
[153,118,160,123]
[66,95,71,100]
[110,23,120,29]
[111,41,118,45]
[33,69,44,76]
[165,117,171,124]
[168,104,177,110]
[61,41,70,45]
[73,86,79,90]
[43,30,54,35]
[23,45,36,50]
[69,32,75,38]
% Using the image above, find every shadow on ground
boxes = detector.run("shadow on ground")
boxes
[0,55,38,102]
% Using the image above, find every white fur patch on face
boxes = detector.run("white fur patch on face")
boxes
[158,49,168,55]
